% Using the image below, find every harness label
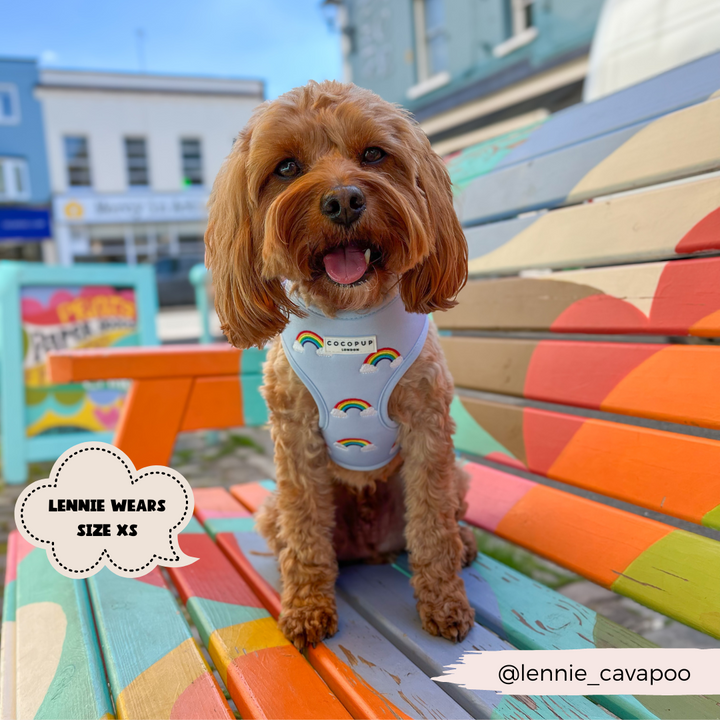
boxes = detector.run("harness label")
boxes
[324,335,377,355]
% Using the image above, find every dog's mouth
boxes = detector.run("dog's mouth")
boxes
[321,242,383,286]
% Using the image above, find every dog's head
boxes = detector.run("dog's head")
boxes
[206,80,467,348]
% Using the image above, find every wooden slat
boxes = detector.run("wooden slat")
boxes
[47,345,241,383]
[195,487,473,720]
[180,376,244,432]
[442,337,720,429]
[168,527,350,720]
[0,533,17,720]
[448,51,720,213]
[231,480,274,513]
[452,394,720,529]
[456,97,720,224]
[436,256,720,337]
[14,537,114,720]
[337,564,614,719]
[464,174,720,276]
[462,460,720,639]
[88,567,232,719]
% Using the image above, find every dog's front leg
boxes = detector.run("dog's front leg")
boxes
[399,410,475,642]
[273,426,339,650]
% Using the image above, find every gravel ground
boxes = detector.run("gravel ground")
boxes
[0,426,717,651]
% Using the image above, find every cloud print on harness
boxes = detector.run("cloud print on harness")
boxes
[14,442,197,579]
[360,348,403,373]
[330,398,378,418]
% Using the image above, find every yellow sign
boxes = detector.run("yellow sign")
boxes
[64,201,84,219]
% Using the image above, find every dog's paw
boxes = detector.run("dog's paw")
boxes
[459,525,478,568]
[279,598,338,650]
[418,592,475,643]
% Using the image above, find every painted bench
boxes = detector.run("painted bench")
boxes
[4,52,720,719]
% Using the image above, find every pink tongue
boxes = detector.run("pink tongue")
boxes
[323,246,368,284]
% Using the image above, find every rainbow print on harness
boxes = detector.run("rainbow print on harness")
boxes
[334,438,376,452]
[292,331,329,355]
[360,348,403,374]
[331,398,377,418]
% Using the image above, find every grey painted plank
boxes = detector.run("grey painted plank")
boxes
[337,564,614,719]
[458,125,637,225]
[495,51,720,169]
[230,529,474,720]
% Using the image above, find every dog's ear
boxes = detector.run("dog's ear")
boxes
[400,135,468,314]
[205,134,296,349]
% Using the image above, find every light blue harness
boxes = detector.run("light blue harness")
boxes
[280,292,429,471]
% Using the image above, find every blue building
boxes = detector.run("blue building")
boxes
[329,0,604,154]
[0,58,52,261]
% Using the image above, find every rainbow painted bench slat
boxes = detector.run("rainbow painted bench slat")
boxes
[464,173,720,277]
[194,486,475,720]
[168,515,349,719]
[88,567,232,719]
[435,256,720,337]
[11,534,113,720]
[451,394,720,529]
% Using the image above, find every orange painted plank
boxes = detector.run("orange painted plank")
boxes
[48,344,241,383]
[456,395,720,527]
[114,377,193,468]
[463,462,672,587]
[230,482,272,513]
[181,376,244,432]
[444,337,720,430]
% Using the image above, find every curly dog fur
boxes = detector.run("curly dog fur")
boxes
[206,80,477,649]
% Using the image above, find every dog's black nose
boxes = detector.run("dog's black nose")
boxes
[321,186,366,226]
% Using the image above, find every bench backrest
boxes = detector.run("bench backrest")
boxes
[439,52,720,642]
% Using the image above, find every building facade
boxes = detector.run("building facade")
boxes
[36,70,263,300]
[332,0,604,154]
[0,58,52,261]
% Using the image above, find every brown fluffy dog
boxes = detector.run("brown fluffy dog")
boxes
[206,80,477,649]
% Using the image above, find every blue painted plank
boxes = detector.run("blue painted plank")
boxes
[458,124,638,225]
[454,51,720,226]
[337,563,614,719]
[15,544,113,720]
[495,51,720,169]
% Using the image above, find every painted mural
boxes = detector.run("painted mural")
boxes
[21,286,139,437]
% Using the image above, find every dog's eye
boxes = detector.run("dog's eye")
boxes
[362,147,385,164]
[275,158,302,179]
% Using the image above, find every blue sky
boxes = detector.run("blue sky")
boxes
[0,0,343,98]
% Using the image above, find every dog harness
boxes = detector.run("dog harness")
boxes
[280,292,429,471]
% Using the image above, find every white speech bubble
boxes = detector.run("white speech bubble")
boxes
[14,442,198,578]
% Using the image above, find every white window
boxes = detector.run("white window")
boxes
[64,136,92,187]
[494,0,538,57]
[181,139,203,186]
[0,84,20,125]
[0,158,31,201]
[125,137,150,187]
[408,0,451,99]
